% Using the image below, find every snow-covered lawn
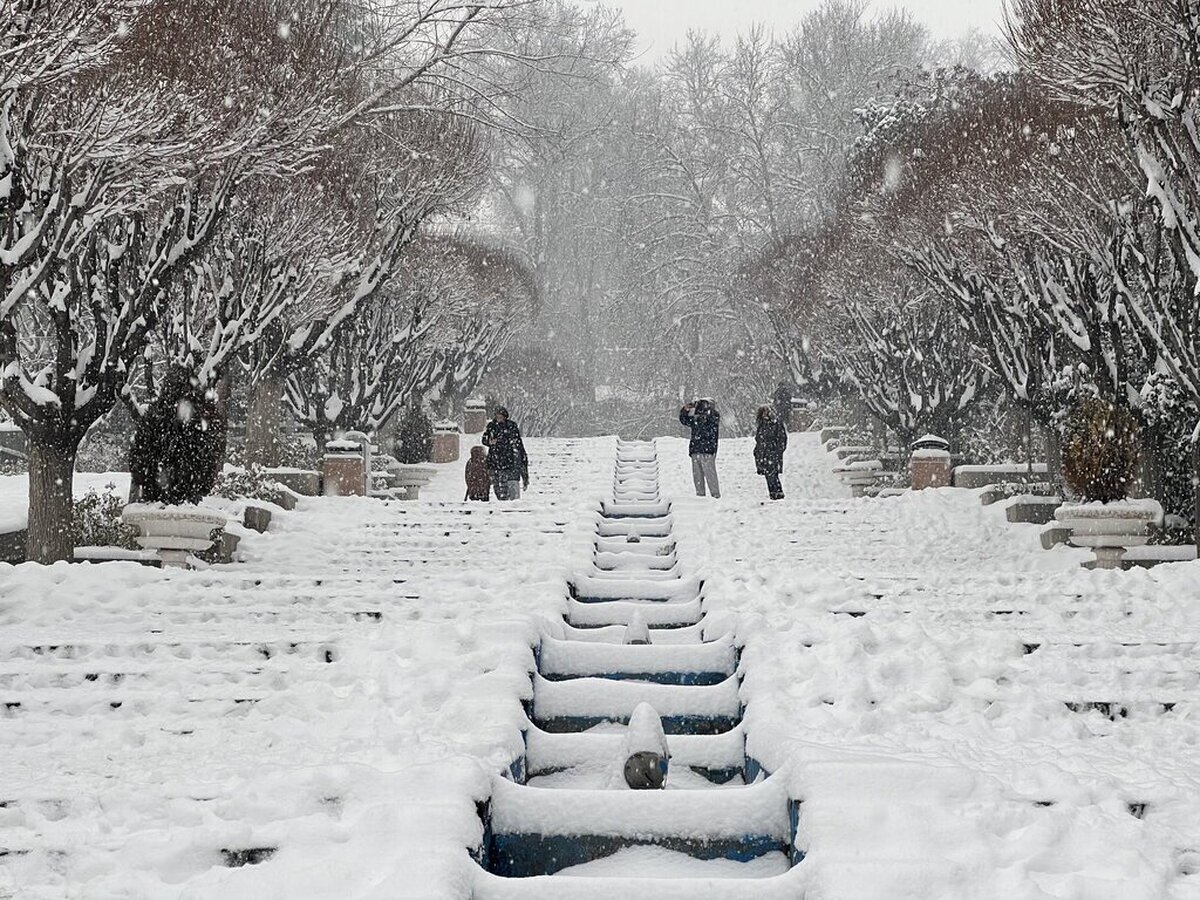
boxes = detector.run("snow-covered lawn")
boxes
[2,432,1197,899]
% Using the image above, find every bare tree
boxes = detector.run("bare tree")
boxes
[0,0,544,560]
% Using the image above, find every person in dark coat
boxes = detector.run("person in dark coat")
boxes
[754,405,788,500]
[482,406,529,500]
[773,381,794,430]
[464,445,491,501]
[679,399,721,498]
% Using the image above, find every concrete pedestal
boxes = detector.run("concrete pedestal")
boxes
[910,450,952,490]
[432,424,461,464]
[323,455,366,496]
[464,401,488,435]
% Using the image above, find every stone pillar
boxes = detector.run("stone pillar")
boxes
[910,434,952,491]
[463,399,488,435]
[323,437,367,496]
[432,422,461,464]
[790,399,813,433]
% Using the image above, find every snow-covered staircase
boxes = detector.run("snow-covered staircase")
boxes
[473,440,805,895]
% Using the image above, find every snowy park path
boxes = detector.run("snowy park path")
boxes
[1,439,616,898]
[660,432,1200,900]
[2,432,1199,899]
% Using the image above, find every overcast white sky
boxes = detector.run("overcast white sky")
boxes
[606,0,1008,61]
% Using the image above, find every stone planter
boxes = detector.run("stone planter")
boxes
[464,400,488,435]
[122,504,227,568]
[1054,500,1164,570]
[432,421,461,464]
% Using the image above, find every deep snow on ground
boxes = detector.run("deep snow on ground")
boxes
[661,433,1200,900]
[0,438,612,899]
[1,432,1198,899]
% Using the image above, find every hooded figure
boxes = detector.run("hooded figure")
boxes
[482,406,529,500]
[465,445,491,501]
[754,405,788,500]
[678,399,721,498]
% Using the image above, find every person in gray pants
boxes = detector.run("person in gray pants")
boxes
[678,400,721,498]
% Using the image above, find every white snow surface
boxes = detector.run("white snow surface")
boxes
[660,433,1200,900]
[1,432,1198,898]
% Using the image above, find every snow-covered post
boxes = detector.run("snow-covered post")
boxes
[910,434,952,490]
[612,703,669,791]
[624,612,651,645]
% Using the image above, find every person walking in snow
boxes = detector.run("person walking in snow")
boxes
[754,405,788,501]
[464,445,491,501]
[482,406,529,500]
[679,399,721,498]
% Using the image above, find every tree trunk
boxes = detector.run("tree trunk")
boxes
[245,373,285,468]
[1045,428,1062,482]
[26,438,79,564]
[1194,430,1200,553]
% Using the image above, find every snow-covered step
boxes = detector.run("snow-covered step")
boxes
[1019,639,1198,656]
[593,551,679,572]
[531,673,741,734]
[539,635,736,685]
[594,536,676,555]
[474,869,803,899]
[567,598,704,629]
[557,621,713,644]
[1,690,269,716]
[0,640,339,664]
[570,576,700,603]
[481,776,792,877]
[0,662,305,690]
[595,518,674,539]
[601,500,672,519]
[586,568,682,582]
[526,723,747,784]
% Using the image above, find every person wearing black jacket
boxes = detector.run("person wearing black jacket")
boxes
[679,399,721,498]
[482,407,529,500]
[754,405,788,500]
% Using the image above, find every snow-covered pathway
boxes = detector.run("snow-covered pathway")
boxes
[2,431,1198,899]
[1,439,613,898]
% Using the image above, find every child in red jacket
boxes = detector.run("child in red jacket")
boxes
[465,445,491,501]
